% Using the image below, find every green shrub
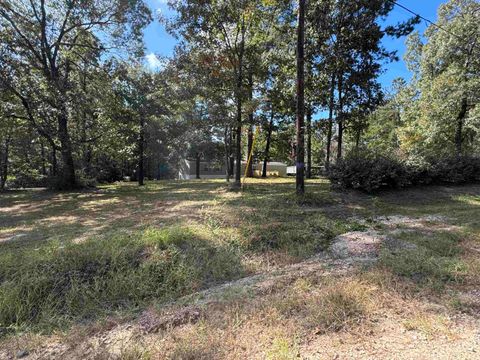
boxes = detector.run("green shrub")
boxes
[328,153,410,192]
[6,171,47,189]
[429,156,480,184]
[328,153,480,193]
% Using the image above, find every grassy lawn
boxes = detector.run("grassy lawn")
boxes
[0,178,479,357]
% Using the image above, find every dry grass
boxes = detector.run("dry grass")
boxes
[402,312,455,340]
[1,180,480,359]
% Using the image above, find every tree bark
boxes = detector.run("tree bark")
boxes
[224,127,231,182]
[40,140,47,176]
[55,60,76,189]
[296,0,306,195]
[0,135,11,191]
[306,106,312,179]
[455,97,468,155]
[229,156,234,177]
[337,75,344,162]
[138,116,145,186]
[196,152,201,179]
[326,74,335,171]
[355,128,361,150]
[247,70,254,177]
[57,109,76,189]
[51,146,57,176]
[247,125,254,177]
[235,122,242,186]
[232,22,246,188]
[234,70,243,187]
[262,109,274,178]
[228,128,234,178]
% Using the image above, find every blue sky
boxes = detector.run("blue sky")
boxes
[143,0,447,89]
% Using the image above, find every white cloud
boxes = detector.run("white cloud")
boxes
[145,53,162,70]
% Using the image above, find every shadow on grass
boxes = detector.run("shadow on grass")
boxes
[0,179,479,336]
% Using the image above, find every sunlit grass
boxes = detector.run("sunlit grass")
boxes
[0,179,479,338]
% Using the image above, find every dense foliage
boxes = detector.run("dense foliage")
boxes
[0,0,478,192]
[329,153,480,192]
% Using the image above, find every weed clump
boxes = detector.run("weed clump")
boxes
[273,278,373,334]
[379,231,467,286]
[0,227,242,332]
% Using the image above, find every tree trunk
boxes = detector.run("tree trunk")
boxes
[57,110,76,189]
[455,97,468,155]
[235,122,242,186]
[229,156,234,177]
[355,129,361,150]
[247,125,254,177]
[0,135,11,191]
[138,116,145,186]
[40,140,47,176]
[306,106,312,179]
[224,127,231,182]
[247,70,254,177]
[228,128,234,178]
[51,146,57,176]
[81,68,91,177]
[234,67,244,187]
[196,152,201,179]
[262,109,274,178]
[296,0,306,195]
[326,74,335,171]
[337,75,344,162]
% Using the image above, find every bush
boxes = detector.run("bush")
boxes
[328,153,480,193]
[91,158,123,184]
[328,153,410,192]
[428,156,480,184]
[6,172,48,189]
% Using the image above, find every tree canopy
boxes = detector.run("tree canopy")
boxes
[0,0,478,192]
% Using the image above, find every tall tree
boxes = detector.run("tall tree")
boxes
[411,0,480,156]
[296,0,306,194]
[310,0,418,162]
[0,0,151,189]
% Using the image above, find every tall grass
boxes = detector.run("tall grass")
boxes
[379,231,467,287]
[0,227,242,332]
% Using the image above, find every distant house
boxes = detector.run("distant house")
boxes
[286,165,325,176]
[178,159,225,179]
[178,159,287,179]
[287,166,296,176]
[254,161,287,177]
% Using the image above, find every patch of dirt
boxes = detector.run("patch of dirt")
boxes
[329,231,385,260]
[373,214,461,233]
[301,316,480,360]
[138,306,202,334]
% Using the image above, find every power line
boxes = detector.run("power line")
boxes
[386,0,464,41]
[386,0,479,52]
